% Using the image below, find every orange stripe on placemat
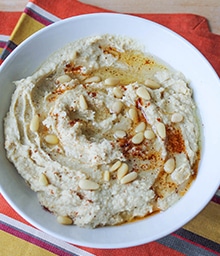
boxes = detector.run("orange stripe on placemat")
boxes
[79,242,185,256]
[28,0,111,19]
[0,11,22,35]
[0,194,32,226]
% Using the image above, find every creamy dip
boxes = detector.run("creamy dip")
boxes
[4,34,200,228]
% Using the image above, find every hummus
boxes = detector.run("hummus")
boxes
[4,34,200,228]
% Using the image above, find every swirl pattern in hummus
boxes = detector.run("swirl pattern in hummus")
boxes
[4,34,200,228]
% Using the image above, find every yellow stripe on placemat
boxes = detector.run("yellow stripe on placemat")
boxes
[184,201,220,244]
[10,13,45,46]
[1,230,56,256]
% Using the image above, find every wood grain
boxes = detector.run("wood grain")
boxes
[0,0,219,34]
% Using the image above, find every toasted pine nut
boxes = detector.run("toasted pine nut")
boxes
[110,160,122,172]
[78,179,99,190]
[117,163,129,180]
[164,158,175,173]
[171,113,183,123]
[84,76,101,83]
[57,215,73,225]
[104,77,120,86]
[120,171,138,184]
[128,107,139,122]
[111,101,123,114]
[156,122,166,139]
[44,134,59,145]
[136,87,151,100]
[144,78,161,89]
[171,166,190,185]
[30,115,39,132]
[113,87,123,98]
[79,95,88,110]
[135,122,146,133]
[103,171,110,181]
[56,75,72,84]
[39,173,49,186]
[114,130,126,139]
[131,132,144,144]
[144,129,155,140]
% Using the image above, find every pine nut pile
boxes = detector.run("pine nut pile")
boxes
[4,35,200,228]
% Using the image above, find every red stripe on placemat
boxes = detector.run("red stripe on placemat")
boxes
[0,41,6,48]
[212,190,220,204]
[24,7,54,26]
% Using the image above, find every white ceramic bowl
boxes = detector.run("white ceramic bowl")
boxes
[0,13,220,249]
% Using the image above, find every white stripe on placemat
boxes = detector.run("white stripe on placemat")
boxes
[0,35,10,42]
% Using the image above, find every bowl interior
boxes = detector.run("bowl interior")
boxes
[0,13,220,248]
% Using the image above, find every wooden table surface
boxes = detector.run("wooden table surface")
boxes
[0,0,220,35]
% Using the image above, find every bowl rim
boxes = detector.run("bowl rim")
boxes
[0,12,220,249]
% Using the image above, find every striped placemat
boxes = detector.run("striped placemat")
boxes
[1,197,219,256]
[0,0,220,255]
